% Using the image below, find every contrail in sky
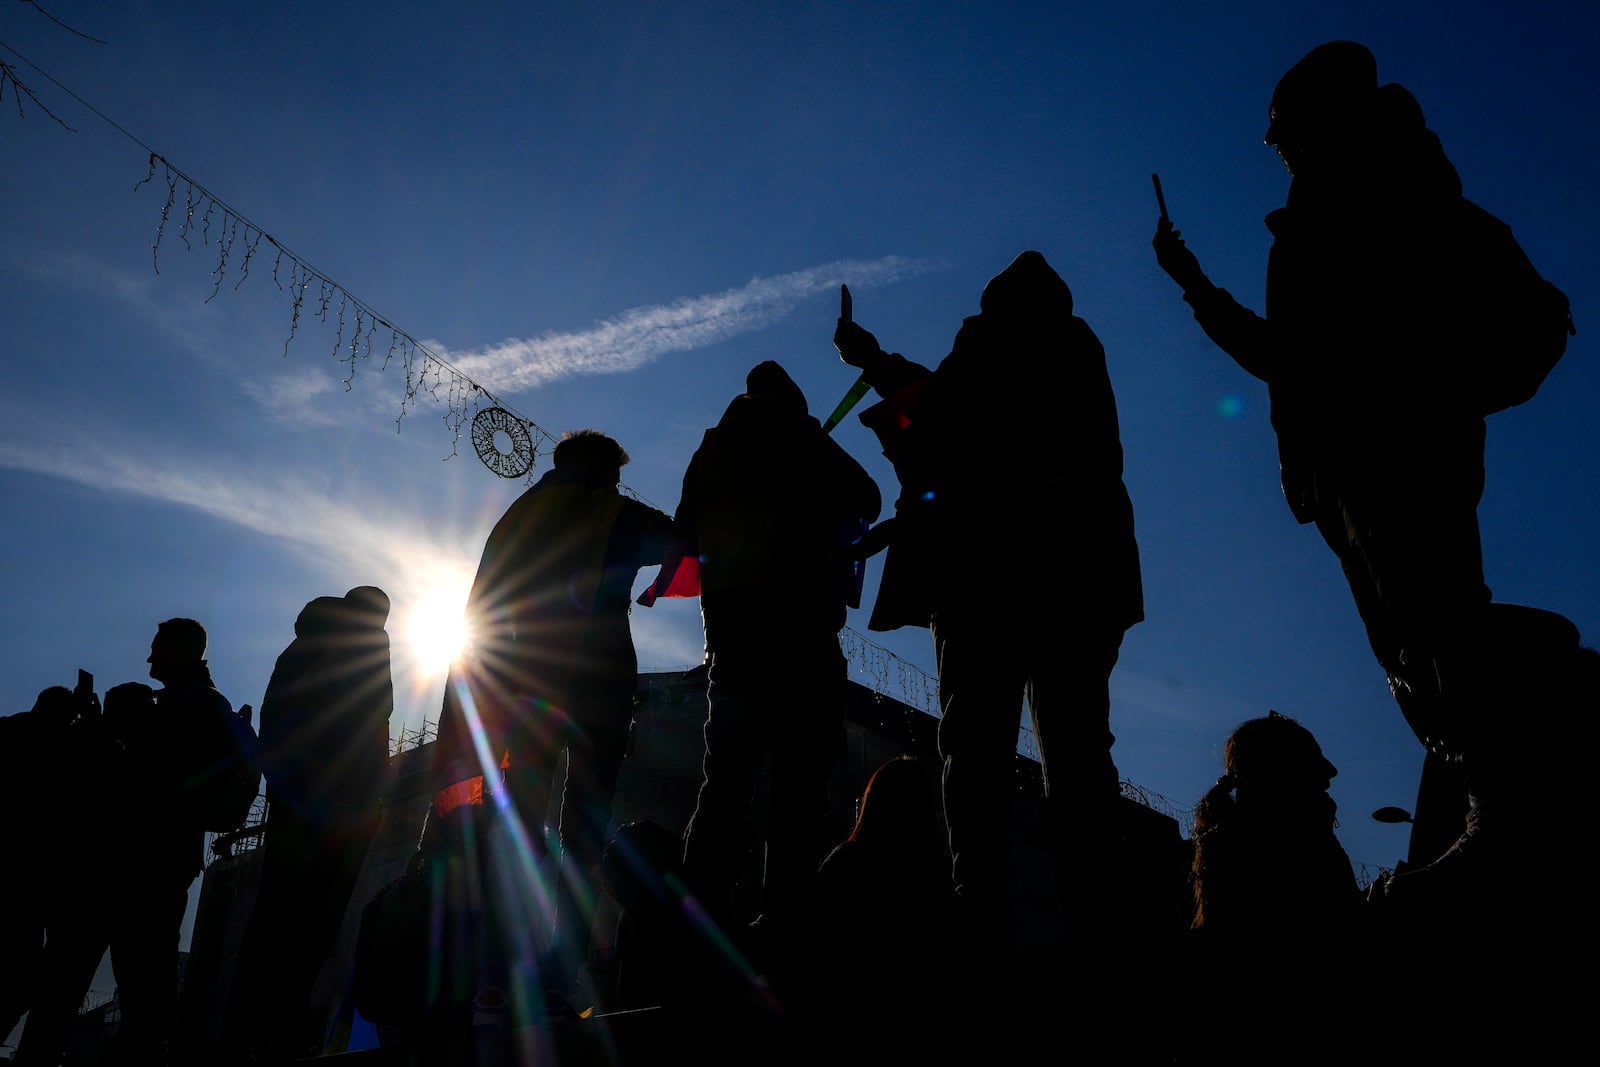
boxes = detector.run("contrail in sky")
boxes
[436,255,930,393]
[24,250,931,419]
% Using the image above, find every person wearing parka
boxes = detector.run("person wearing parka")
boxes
[224,588,393,1059]
[832,249,1144,951]
[647,360,881,933]
[1151,41,1576,900]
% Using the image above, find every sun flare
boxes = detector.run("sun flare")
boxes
[405,578,472,677]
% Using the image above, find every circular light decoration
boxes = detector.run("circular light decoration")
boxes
[472,407,534,479]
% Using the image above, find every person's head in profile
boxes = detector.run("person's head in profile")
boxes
[1190,711,1345,930]
[1264,40,1380,176]
[147,617,208,685]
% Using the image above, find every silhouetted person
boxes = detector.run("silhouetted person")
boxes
[1184,713,1360,1066]
[643,360,880,950]
[806,757,954,990]
[1190,713,1359,936]
[17,622,238,1066]
[11,682,144,1066]
[1153,42,1573,903]
[122,620,241,1065]
[598,819,708,1012]
[833,250,1144,956]
[0,687,83,1042]
[437,429,672,1004]
[223,586,394,1061]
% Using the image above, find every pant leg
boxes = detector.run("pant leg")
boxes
[108,867,195,1065]
[932,612,1026,907]
[1314,482,1492,870]
[0,888,45,1039]
[1314,483,1491,737]
[11,902,109,1064]
[226,804,380,1054]
[759,634,846,923]
[1023,622,1126,929]
[549,639,637,988]
[680,648,772,925]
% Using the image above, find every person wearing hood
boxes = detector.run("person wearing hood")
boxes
[223,587,394,1061]
[1151,41,1575,902]
[644,361,881,943]
[832,250,1144,959]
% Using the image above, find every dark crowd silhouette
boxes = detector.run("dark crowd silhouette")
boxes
[2,40,1592,1067]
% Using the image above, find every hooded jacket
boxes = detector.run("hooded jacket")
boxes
[648,361,882,638]
[1185,81,1563,522]
[855,251,1144,633]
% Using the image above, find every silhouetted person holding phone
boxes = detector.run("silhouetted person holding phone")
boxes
[223,586,394,1061]
[833,251,1144,960]
[18,621,240,1066]
[11,682,146,1066]
[1153,42,1574,902]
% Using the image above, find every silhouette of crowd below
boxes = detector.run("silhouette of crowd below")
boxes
[2,40,1592,1067]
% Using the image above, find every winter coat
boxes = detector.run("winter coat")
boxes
[856,250,1144,633]
[258,595,393,819]
[1181,83,1558,523]
[654,362,882,642]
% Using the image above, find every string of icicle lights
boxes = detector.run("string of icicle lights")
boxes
[3,36,572,484]
[133,152,565,482]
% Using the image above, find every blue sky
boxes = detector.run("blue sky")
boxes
[2,0,1596,943]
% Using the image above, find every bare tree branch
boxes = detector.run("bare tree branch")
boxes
[0,55,76,129]
[18,0,107,45]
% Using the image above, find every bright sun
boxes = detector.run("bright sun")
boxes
[405,579,471,677]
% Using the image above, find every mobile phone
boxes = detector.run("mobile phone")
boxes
[76,668,94,696]
[1152,173,1169,222]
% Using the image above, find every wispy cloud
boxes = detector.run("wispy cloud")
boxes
[14,251,220,357]
[0,436,471,581]
[434,255,931,393]
[0,432,708,672]
[239,367,348,426]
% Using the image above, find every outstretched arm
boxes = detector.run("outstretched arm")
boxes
[832,321,929,396]
[1153,217,1276,383]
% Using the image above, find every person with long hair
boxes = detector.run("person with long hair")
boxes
[1184,712,1362,1066]
[1190,711,1359,936]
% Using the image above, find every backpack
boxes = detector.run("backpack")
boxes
[1451,199,1575,416]
[189,696,263,833]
